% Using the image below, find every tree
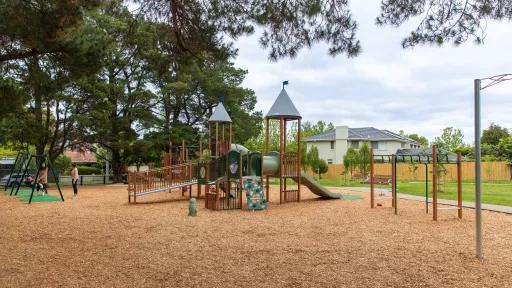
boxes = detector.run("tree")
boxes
[0,1,104,63]
[453,146,473,157]
[316,159,328,179]
[137,1,361,60]
[125,140,161,171]
[358,142,371,178]
[377,1,512,48]
[482,123,509,146]
[307,146,321,176]
[53,155,72,175]
[302,120,335,138]
[300,144,308,172]
[434,127,464,151]
[497,136,512,164]
[406,134,429,147]
[74,2,156,181]
[343,147,359,176]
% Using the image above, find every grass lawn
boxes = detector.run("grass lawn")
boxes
[317,178,512,207]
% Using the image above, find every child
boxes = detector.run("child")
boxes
[36,162,48,195]
[71,163,79,198]
[25,175,34,187]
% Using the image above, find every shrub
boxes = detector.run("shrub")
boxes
[53,155,72,175]
[317,159,328,179]
[77,166,102,175]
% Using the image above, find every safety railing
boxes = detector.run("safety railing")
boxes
[128,162,199,203]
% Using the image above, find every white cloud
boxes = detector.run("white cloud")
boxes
[233,0,512,143]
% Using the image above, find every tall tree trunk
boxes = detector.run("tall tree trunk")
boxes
[111,149,123,183]
[30,59,46,156]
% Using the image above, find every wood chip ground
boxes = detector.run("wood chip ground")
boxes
[0,184,511,287]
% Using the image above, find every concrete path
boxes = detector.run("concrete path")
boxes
[331,186,512,214]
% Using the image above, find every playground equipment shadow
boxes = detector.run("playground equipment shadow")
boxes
[0,184,511,287]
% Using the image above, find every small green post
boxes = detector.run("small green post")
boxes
[188,197,197,217]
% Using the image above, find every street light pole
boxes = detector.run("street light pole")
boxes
[474,79,483,260]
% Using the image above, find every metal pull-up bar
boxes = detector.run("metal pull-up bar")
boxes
[474,73,512,260]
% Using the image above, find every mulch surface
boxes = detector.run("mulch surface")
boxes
[0,184,511,287]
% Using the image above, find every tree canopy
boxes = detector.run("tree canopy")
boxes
[2,1,511,181]
[434,127,465,151]
[482,123,509,146]
[377,0,512,48]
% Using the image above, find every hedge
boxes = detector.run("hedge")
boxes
[77,166,102,175]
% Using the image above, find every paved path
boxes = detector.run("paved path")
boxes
[330,186,512,214]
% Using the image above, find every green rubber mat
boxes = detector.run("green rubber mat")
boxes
[12,189,62,203]
[341,194,363,200]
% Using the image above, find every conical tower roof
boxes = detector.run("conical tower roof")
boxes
[265,88,301,119]
[208,102,232,123]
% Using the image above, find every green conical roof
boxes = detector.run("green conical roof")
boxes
[208,102,232,123]
[265,88,301,119]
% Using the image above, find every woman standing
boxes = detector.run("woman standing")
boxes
[36,162,48,195]
[71,163,79,198]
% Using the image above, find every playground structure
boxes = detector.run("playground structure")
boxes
[163,140,197,166]
[127,86,343,207]
[370,145,462,221]
[4,151,64,204]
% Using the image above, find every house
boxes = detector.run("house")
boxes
[303,126,420,164]
[64,149,97,165]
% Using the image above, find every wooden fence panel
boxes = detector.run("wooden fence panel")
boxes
[320,162,511,181]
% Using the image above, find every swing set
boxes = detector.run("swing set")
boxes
[5,151,64,204]
[369,145,463,221]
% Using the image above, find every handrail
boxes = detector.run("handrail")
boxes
[128,162,199,203]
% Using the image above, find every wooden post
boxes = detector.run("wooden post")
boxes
[208,123,212,157]
[229,123,232,151]
[457,153,463,219]
[391,155,395,208]
[432,145,438,221]
[182,140,185,162]
[297,118,301,202]
[281,118,289,202]
[215,122,219,157]
[239,152,243,210]
[370,148,374,208]
[205,161,210,209]
[392,155,397,214]
[189,161,193,199]
[279,118,283,204]
[215,180,220,210]
[265,118,270,203]
[222,123,225,154]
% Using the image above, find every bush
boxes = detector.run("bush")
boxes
[77,166,102,175]
[317,159,328,178]
[53,155,72,175]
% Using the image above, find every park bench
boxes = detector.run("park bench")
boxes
[373,175,391,185]
[359,174,391,185]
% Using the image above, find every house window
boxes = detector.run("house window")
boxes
[330,141,335,149]
[401,143,405,148]
[327,159,333,164]
[350,141,359,149]
[371,142,379,150]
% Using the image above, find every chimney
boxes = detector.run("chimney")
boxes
[335,126,348,140]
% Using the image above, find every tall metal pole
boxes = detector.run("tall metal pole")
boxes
[474,79,483,260]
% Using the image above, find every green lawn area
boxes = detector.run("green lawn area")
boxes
[317,178,512,207]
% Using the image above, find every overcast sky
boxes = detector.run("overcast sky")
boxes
[233,1,512,144]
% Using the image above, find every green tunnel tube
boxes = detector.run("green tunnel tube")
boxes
[230,144,343,199]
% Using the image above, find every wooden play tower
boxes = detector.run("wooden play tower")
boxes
[203,101,242,210]
[264,86,302,204]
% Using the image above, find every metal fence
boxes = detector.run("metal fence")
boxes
[59,175,113,186]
